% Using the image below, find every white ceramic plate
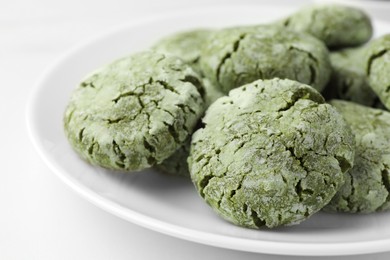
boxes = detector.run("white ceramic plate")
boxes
[26,5,390,256]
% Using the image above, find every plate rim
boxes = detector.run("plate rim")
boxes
[25,5,390,256]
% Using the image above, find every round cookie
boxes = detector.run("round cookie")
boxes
[64,51,205,171]
[200,25,331,94]
[189,78,355,228]
[278,4,373,48]
[153,29,224,107]
[364,34,390,110]
[325,100,390,213]
[323,47,379,107]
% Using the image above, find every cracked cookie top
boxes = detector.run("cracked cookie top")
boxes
[277,5,373,48]
[199,25,331,94]
[64,51,205,171]
[188,79,355,228]
[363,34,390,110]
[325,100,390,213]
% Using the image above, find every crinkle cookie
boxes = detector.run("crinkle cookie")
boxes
[323,47,379,107]
[200,25,331,94]
[278,5,373,48]
[153,29,224,107]
[189,79,355,228]
[64,51,205,171]
[325,100,390,213]
[364,34,390,110]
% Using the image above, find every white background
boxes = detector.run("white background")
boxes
[2,0,390,259]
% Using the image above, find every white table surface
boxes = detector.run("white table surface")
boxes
[2,0,390,259]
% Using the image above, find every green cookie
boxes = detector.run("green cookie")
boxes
[326,100,390,213]
[200,25,331,94]
[64,51,205,171]
[278,4,373,48]
[153,29,224,107]
[189,78,355,228]
[323,47,379,107]
[364,34,390,110]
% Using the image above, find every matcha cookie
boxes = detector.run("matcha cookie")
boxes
[364,34,390,109]
[64,51,205,171]
[153,29,224,107]
[189,79,355,228]
[323,47,379,107]
[326,100,390,213]
[278,5,373,48]
[200,25,331,94]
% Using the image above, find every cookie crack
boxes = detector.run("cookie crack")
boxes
[66,109,75,124]
[199,175,213,198]
[285,146,321,202]
[335,155,352,173]
[143,138,156,154]
[112,91,139,104]
[160,107,175,119]
[78,127,85,142]
[229,174,246,199]
[278,89,312,112]
[105,117,125,124]
[283,18,291,27]
[250,209,266,228]
[81,81,96,89]
[216,33,247,87]
[163,121,183,145]
[155,80,180,95]
[87,138,99,157]
[294,179,314,202]
[346,169,356,211]
[176,103,197,115]
[366,49,388,76]
[143,137,157,165]
[309,64,316,86]
[180,75,205,100]
[112,140,126,168]
[381,168,390,205]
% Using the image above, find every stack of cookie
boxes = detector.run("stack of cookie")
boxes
[64,4,390,228]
